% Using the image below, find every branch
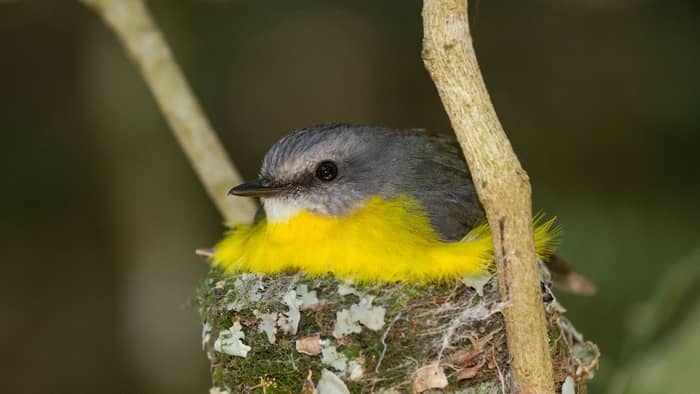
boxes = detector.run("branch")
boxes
[422,2,554,393]
[80,0,257,224]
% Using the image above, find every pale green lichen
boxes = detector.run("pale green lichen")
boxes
[254,311,278,343]
[350,296,386,331]
[201,321,212,350]
[213,322,251,357]
[337,283,360,296]
[461,273,493,297]
[333,295,386,338]
[347,358,365,381]
[448,383,500,394]
[225,274,263,312]
[572,342,600,379]
[317,369,351,394]
[279,289,302,335]
[208,387,231,394]
[561,376,575,394]
[333,309,363,338]
[297,284,321,309]
[321,344,349,372]
[251,284,326,344]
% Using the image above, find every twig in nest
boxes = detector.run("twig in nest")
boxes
[492,346,506,393]
[456,357,487,381]
[447,331,495,368]
[375,312,403,373]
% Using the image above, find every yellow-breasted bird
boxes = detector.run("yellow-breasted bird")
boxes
[207,124,594,291]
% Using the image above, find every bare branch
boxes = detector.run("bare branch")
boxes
[422,1,555,392]
[80,0,257,223]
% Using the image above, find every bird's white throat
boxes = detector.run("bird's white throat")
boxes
[262,197,304,223]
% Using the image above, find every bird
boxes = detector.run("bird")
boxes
[207,123,594,291]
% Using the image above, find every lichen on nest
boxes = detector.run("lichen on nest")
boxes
[195,268,598,393]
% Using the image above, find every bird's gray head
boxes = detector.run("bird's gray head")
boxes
[229,124,412,223]
[229,123,482,239]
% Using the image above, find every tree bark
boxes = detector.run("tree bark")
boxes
[422,1,555,393]
[80,0,257,224]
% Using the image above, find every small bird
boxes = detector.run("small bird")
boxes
[209,124,593,290]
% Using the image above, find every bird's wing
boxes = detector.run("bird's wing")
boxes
[408,130,486,241]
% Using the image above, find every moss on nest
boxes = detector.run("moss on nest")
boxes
[195,269,597,393]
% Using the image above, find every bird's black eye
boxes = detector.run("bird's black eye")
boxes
[315,161,338,181]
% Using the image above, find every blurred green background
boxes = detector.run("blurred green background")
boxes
[2,0,699,393]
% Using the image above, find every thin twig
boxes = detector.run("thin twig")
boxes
[375,312,402,374]
[80,0,257,223]
[422,1,555,392]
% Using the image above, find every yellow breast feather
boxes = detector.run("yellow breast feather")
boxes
[212,196,556,282]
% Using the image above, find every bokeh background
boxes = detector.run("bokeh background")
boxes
[2,0,699,393]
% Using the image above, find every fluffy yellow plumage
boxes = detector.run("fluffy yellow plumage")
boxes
[212,196,556,282]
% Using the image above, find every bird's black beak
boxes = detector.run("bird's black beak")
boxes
[228,181,286,197]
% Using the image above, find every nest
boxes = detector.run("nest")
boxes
[196,268,598,393]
